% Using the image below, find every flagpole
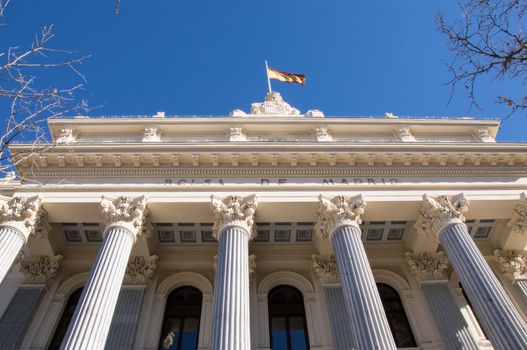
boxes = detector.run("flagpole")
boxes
[265,60,272,93]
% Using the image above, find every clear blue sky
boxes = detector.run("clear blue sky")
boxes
[2,1,525,140]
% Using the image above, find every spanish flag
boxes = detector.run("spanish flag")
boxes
[266,66,306,85]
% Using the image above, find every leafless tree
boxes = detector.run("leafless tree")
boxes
[0,1,89,177]
[437,0,527,116]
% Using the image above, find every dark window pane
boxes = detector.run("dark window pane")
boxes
[377,283,416,347]
[48,288,83,350]
[180,318,199,350]
[271,317,288,350]
[159,287,202,350]
[289,317,308,350]
[268,285,310,350]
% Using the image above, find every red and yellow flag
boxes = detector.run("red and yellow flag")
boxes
[266,67,306,85]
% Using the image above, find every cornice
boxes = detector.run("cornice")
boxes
[17,165,527,178]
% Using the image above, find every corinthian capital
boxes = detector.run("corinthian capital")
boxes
[123,255,158,285]
[494,249,527,282]
[19,254,63,285]
[405,251,449,283]
[0,195,43,239]
[315,194,366,239]
[507,193,527,235]
[210,194,257,239]
[414,193,469,237]
[312,254,339,284]
[100,195,149,238]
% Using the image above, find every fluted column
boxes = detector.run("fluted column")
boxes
[312,254,355,350]
[406,251,479,349]
[316,195,397,350]
[210,194,257,350]
[416,193,527,349]
[61,196,150,350]
[0,195,45,284]
[0,254,62,350]
[105,255,157,349]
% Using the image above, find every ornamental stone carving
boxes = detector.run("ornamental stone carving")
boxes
[312,254,339,284]
[56,128,78,144]
[473,128,495,143]
[312,127,333,142]
[405,251,449,282]
[414,193,469,237]
[394,127,416,142]
[227,127,247,141]
[142,127,160,142]
[0,195,43,239]
[507,193,527,235]
[250,92,300,116]
[19,254,63,285]
[305,109,324,118]
[123,255,158,285]
[315,194,366,239]
[100,195,149,238]
[249,254,257,281]
[494,249,527,281]
[210,194,257,239]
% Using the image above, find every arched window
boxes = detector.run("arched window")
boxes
[268,285,309,350]
[377,283,416,347]
[159,286,202,350]
[48,288,83,350]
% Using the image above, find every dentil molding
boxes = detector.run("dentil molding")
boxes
[414,193,469,237]
[210,194,257,240]
[315,194,366,239]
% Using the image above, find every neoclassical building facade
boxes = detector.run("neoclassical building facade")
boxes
[1,93,527,349]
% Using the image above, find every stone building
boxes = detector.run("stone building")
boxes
[0,92,527,349]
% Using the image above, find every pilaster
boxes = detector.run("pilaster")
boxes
[405,251,479,350]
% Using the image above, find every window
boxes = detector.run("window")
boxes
[48,288,83,350]
[159,287,202,350]
[268,285,310,350]
[377,283,416,347]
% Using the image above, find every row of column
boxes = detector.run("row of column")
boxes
[1,193,527,349]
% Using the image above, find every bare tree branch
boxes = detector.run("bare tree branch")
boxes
[438,1,527,115]
[0,1,89,178]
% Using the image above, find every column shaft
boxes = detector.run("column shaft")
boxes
[0,226,26,284]
[211,226,250,350]
[422,283,479,350]
[0,286,45,350]
[331,225,397,350]
[439,223,527,349]
[324,287,356,350]
[105,287,145,349]
[60,227,135,350]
